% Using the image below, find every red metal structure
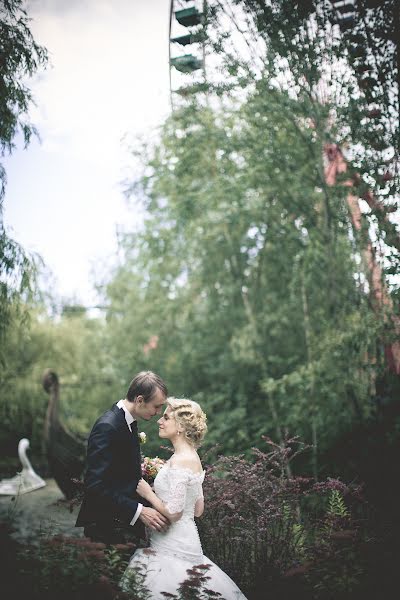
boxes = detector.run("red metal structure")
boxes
[324,143,400,375]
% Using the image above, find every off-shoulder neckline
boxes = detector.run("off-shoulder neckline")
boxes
[165,460,205,477]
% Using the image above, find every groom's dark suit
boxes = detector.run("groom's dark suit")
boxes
[76,403,146,543]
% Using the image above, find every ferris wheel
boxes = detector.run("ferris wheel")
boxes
[168,1,208,108]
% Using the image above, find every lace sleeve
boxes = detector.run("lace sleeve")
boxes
[165,468,190,514]
[197,471,205,500]
[197,484,204,500]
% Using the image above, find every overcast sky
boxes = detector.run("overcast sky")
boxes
[3,0,171,306]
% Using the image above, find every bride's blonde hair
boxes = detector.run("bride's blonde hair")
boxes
[167,397,207,448]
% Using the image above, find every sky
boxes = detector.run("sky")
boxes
[3,0,171,306]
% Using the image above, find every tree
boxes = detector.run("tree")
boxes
[0,0,48,198]
[204,0,400,402]
[0,0,48,361]
[104,80,381,468]
[208,0,399,325]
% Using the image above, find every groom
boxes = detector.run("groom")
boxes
[76,370,169,544]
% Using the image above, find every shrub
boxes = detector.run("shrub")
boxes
[7,532,136,600]
[198,436,367,599]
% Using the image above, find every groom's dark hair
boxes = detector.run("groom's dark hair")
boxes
[126,371,167,403]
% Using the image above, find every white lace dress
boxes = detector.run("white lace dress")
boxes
[123,462,247,599]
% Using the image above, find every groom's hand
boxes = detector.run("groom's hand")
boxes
[139,507,169,532]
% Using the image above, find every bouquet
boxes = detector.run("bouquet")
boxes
[141,456,165,484]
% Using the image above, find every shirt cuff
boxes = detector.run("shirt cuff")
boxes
[130,503,143,526]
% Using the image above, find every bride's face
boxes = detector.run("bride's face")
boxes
[158,406,180,440]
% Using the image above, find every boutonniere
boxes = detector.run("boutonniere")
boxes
[139,431,147,444]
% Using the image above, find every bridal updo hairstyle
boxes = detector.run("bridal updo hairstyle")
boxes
[167,397,207,448]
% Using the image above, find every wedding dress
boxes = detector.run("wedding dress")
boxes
[123,461,247,599]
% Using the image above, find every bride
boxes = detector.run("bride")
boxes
[122,397,247,599]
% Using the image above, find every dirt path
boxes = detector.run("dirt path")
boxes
[0,479,84,543]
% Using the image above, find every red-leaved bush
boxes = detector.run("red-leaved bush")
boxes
[198,436,366,599]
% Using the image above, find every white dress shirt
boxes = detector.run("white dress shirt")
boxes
[116,399,142,526]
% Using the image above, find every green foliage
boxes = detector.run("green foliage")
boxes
[95,0,398,468]
[0,305,118,462]
[104,74,385,466]
[0,0,48,198]
[0,0,47,386]
[6,533,141,600]
[208,0,399,268]
[327,489,349,519]
[0,229,38,365]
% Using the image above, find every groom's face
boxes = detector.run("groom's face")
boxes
[135,387,166,421]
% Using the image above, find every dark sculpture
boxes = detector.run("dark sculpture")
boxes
[42,369,86,499]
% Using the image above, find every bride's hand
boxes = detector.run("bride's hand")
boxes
[136,478,153,500]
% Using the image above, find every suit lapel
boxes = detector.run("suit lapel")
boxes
[111,404,134,436]
[111,404,142,477]
[130,421,142,476]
